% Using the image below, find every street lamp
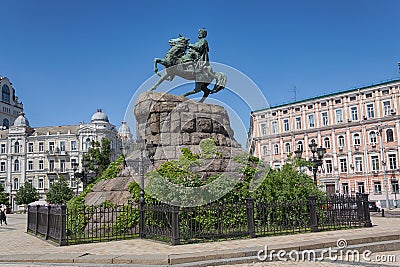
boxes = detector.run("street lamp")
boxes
[377,124,391,209]
[295,139,326,186]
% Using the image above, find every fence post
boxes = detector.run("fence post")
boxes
[35,205,39,235]
[361,193,372,227]
[139,191,146,238]
[26,205,30,232]
[59,204,67,246]
[246,198,256,238]
[171,203,180,245]
[45,205,51,240]
[309,196,319,232]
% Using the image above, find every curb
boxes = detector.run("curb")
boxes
[1,234,399,265]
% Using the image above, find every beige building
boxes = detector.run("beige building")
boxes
[0,110,127,211]
[248,78,400,208]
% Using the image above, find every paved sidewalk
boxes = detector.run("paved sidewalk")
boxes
[0,213,399,266]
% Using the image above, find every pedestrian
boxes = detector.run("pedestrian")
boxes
[1,205,7,225]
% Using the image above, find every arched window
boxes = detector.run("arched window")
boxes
[285,142,291,153]
[297,141,303,151]
[324,137,330,148]
[273,144,279,155]
[386,129,394,142]
[338,135,345,147]
[14,141,20,153]
[85,138,91,150]
[2,118,9,129]
[2,84,10,103]
[14,159,19,171]
[353,133,361,145]
[369,131,377,144]
[13,178,19,190]
[262,145,267,156]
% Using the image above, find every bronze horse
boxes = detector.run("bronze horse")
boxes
[150,36,226,102]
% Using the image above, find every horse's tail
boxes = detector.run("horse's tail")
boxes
[211,72,227,94]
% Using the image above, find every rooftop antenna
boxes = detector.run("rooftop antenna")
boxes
[289,86,297,102]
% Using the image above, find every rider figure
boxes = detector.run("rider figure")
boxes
[188,29,209,69]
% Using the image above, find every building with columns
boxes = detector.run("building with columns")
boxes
[0,109,131,211]
[248,78,400,208]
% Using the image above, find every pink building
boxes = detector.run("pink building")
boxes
[248,79,400,208]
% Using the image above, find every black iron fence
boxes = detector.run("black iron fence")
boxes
[27,194,371,246]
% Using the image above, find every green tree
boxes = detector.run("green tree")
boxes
[83,138,111,176]
[0,184,9,205]
[15,182,40,210]
[46,176,74,204]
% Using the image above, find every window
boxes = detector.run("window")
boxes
[2,84,10,103]
[374,182,382,194]
[371,155,379,171]
[382,89,390,95]
[366,93,372,98]
[271,121,277,134]
[383,100,391,116]
[339,158,347,173]
[297,141,303,151]
[38,178,44,189]
[366,103,375,118]
[321,112,328,126]
[0,162,5,172]
[49,160,55,172]
[49,141,55,152]
[353,133,361,145]
[358,182,365,193]
[13,178,18,190]
[325,159,333,174]
[39,142,44,152]
[324,137,330,149]
[39,160,44,170]
[2,118,9,129]
[338,135,345,147]
[369,131,377,144]
[386,129,394,142]
[273,164,281,169]
[283,110,288,114]
[71,178,77,188]
[388,154,397,170]
[285,143,291,154]
[14,159,19,171]
[60,160,66,172]
[350,106,358,121]
[27,179,33,186]
[350,96,357,101]
[355,157,363,172]
[28,160,33,171]
[295,117,302,130]
[262,145,268,156]
[321,102,327,107]
[392,181,399,194]
[283,119,289,132]
[307,105,313,109]
[273,144,279,155]
[336,109,343,123]
[14,141,19,153]
[335,99,341,104]
[308,114,315,128]
[60,141,66,152]
[28,142,34,153]
[71,158,77,169]
[342,183,349,195]
[71,140,77,151]
[260,123,267,135]
[1,144,5,154]
[295,107,300,112]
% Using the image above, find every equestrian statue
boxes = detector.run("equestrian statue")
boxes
[150,29,227,102]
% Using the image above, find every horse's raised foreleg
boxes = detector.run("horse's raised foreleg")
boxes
[199,86,210,103]
[153,58,164,76]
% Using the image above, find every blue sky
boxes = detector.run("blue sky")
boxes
[1,0,399,144]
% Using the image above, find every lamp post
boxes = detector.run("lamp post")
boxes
[295,139,326,186]
[378,124,391,209]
